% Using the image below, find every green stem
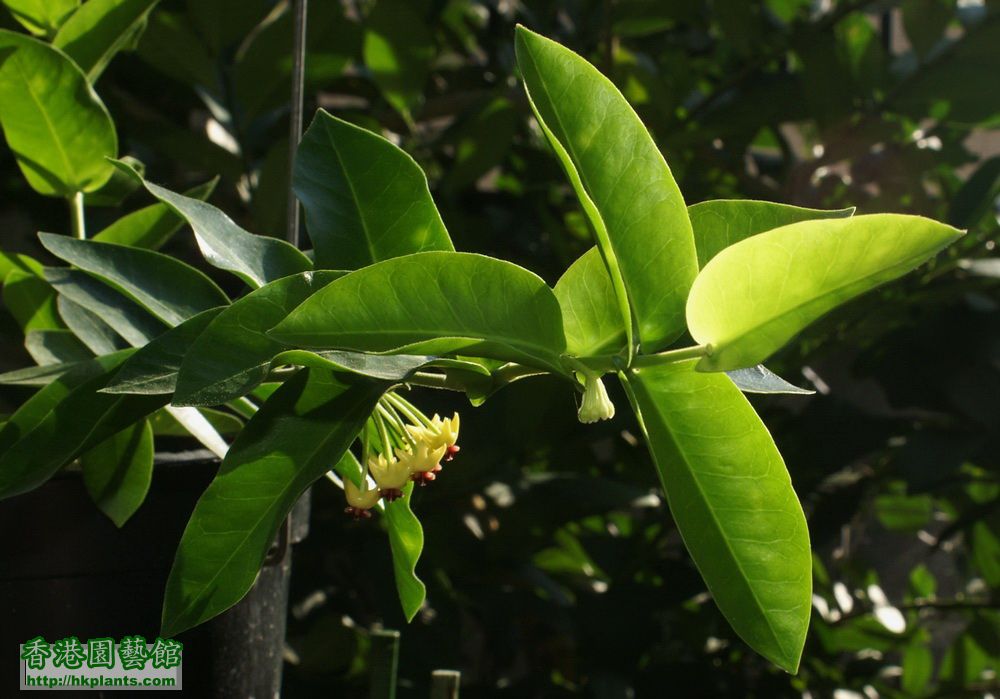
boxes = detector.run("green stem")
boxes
[385,392,430,428]
[630,344,710,368]
[69,192,86,239]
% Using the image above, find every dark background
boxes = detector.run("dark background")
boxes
[1,1,998,697]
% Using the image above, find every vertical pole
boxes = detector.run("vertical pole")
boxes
[369,630,400,699]
[430,670,460,699]
[286,0,308,247]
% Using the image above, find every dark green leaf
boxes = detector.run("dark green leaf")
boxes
[3,268,60,331]
[81,418,154,527]
[102,307,223,395]
[0,29,117,195]
[114,161,313,287]
[623,360,811,672]
[274,349,438,382]
[0,350,167,499]
[0,360,81,386]
[39,232,229,326]
[174,272,343,406]
[161,369,383,636]
[24,329,90,365]
[57,295,125,355]
[44,266,166,345]
[93,177,218,250]
[293,110,454,270]
[271,252,567,373]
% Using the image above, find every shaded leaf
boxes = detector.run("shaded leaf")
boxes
[174,272,343,406]
[161,369,383,636]
[93,177,218,250]
[363,0,433,122]
[57,295,125,355]
[81,418,154,527]
[24,329,90,365]
[39,232,229,326]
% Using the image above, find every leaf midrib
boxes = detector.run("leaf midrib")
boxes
[323,121,379,265]
[632,375,792,664]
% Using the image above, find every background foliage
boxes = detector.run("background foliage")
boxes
[1,0,998,697]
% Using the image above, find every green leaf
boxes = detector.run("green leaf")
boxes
[0,350,167,499]
[554,247,626,357]
[174,272,343,406]
[622,360,811,672]
[274,349,438,383]
[39,232,229,326]
[52,0,159,81]
[44,267,166,346]
[57,295,125,355]
[515,26,698,354]
[85,154,143,207]
[726,365,814,395]
[363,0,433,122]
[0,30,116,196]
[24,329,91,365]
[114,162,313,287]
[80,418,154,527]
[161,368,383,637]
[686,214,963,371]
[3,268,60,331]
[2,0,78,38]
[293,110,454,270]
[93,177,218,250]
[270,252,567,373]
[688,199,855,268]
[902,642,934,696]
[0,360,82,386]
[102,307,223,395]
[875,493,933,531]
[385,482,426,621]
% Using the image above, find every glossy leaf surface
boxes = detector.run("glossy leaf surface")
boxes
[161,369,383,637]
[293,110,453,270]
[515,26,698,353]
[0,30,116,195]
[93,178,218,250]
[57,295,124,355]
[39,233,229,326]
[102,308,222,395]
[118,163,312,287]
[271,252,567,373]
[623,360,811,672]
[80,418,154,527]
[726,365,814,395]
[45,267,165,346]
[174,272,343,406]
[688,199,854,267]
[687,214,963,371]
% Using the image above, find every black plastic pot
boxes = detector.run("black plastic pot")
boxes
[1,453,310,698]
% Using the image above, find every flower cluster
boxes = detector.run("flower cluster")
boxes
[343,392,460,519]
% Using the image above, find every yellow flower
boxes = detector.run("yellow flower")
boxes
[395,442,447,486]
[406,412,460,460]
[344,480,380,519]
[369,452,412,501]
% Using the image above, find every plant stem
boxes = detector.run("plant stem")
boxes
[69,192,86,239]
[630,344,710,368]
